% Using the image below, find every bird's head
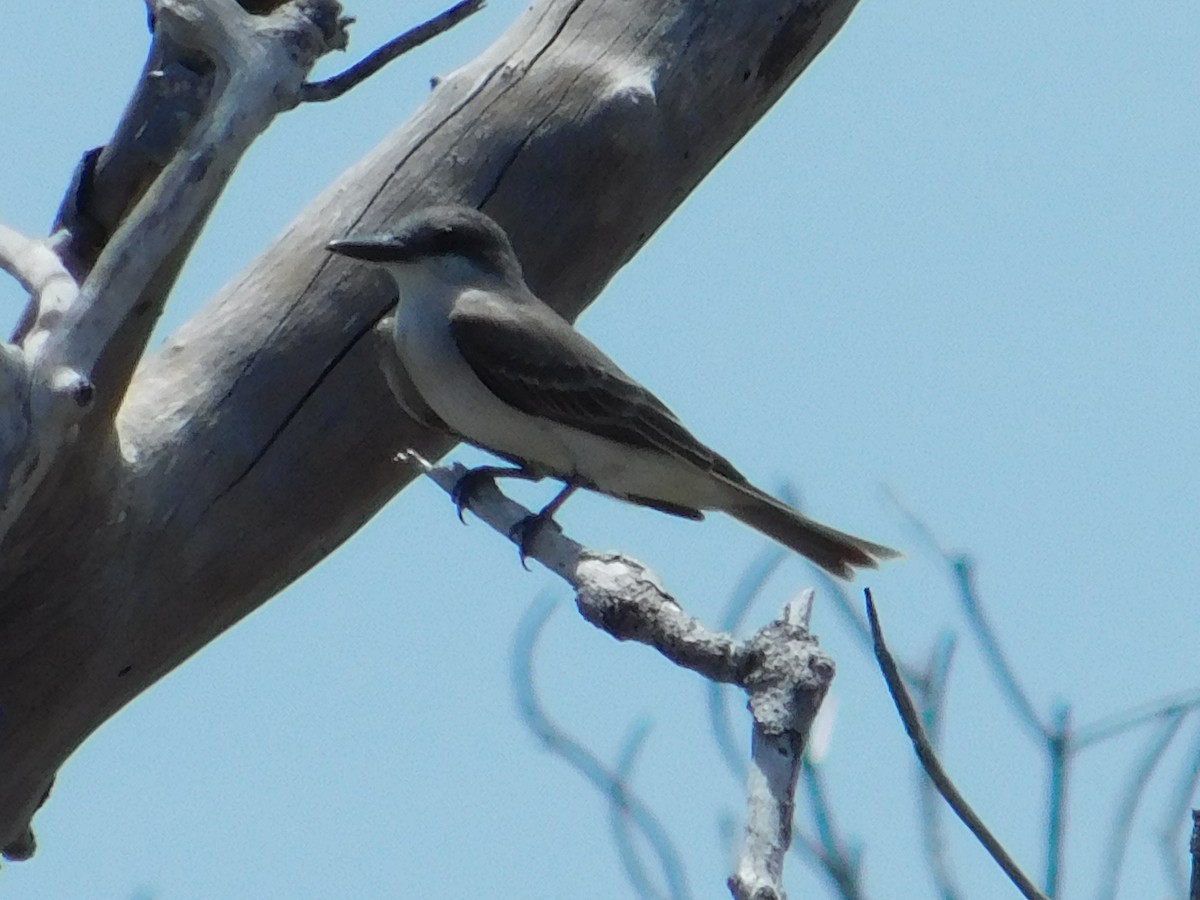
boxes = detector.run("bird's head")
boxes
[326,205,524,286]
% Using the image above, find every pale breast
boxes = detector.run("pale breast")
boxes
[390,280,577,474]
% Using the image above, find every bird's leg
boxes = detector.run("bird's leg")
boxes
[450,464,543,523]
[509,481,581,570]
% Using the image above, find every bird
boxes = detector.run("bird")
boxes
[326,205,899,578]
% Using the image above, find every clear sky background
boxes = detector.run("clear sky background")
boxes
[2,2,1197,898]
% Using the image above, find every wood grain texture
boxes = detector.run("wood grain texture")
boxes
[0,0,861,856]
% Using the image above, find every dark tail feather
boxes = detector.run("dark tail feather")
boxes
[724,487,900,579]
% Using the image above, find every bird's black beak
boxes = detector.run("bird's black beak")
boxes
[326,235,400,263]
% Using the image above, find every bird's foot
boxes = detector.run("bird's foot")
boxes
[450,464,543,523]
[450,468,498,523]
[508,512,558,571]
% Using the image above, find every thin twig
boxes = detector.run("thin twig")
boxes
[950,556,1048,741]
[801,764,841,871]
[1157,722,1200,897]
[865,590,1048,900]
[1096,710,1186,900]
[800,763,862,899]
[1043,703,1070,898]
[885,491,1046,735]
[1190,811,1200,900]
[915,634,963,900]
[809,568,875,655]
[511,598,691,900]
[810,565,927,690]
[1075,688,1200,750]
[301,0,486,102]
[611,721,677,900]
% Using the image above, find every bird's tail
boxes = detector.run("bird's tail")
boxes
[723,485,900,579]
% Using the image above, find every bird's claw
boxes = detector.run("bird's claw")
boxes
[450,468,497,523]
[508,514,552,571]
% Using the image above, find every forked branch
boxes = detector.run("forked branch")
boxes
[405,450,833,899]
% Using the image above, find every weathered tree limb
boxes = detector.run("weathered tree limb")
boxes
[411,454,830,897]
[0,0,861,860]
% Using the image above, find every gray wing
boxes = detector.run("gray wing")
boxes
[447,291,747,485]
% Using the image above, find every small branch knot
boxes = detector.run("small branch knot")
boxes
[742,620,833,737]
[49,369,95,410]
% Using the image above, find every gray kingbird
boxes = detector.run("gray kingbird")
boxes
[327,205,899,578]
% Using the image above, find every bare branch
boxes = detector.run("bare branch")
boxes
[0,225,89,543]
[414,452,832,897]
[798,762,863,899]
[913,635,963,900]
[610,722,684,900]
[707,545,787,783]
[885,490,1050,739]
[301,0,487,103]
[704,550,865,899]
[0,0,348,550]
[1096,711,1187,900]
[0,226,77,304]
[66,0,344,378]
[0,0,867,860]
[511,598,691,900]
[1042,704,1070,899]
[1076,688,1200,750]
[866,591,1048,900]
[730,594,832,900]
[1190,811,1200,900]
[1157,723,1200,897]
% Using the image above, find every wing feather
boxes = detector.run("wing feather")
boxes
[447,293,746,485]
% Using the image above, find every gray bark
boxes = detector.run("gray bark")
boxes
[0,0,860,860]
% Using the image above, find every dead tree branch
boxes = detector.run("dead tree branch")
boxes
[301,0,486,102]
[0,0,862,860]
[413,454,833,898]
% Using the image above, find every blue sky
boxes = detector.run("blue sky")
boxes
[2,1,1197,898]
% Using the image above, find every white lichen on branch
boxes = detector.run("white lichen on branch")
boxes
[407,452,832,899]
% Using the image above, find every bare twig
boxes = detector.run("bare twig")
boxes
[412,453,835,897]
[799,763,862,899]
[1190,811,1200,900]
[950,556,1048,741]
[511,598,691,900]
[1096,710,1186,900]
[1075,688,1200,750]
[300,0,486,102]
[810,565,928,690]
[866,591,1048,900]
[703,540,865,899]
[1,0,347,550]
[406,453,742,682]
[914,634,963,900]
[1043,703,1070,898]
[886,490,1048,737]
[0,225,88,542]
[1157,722,1200,897]
[611,721,679,900]
[880,493,1200,896]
